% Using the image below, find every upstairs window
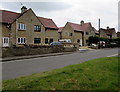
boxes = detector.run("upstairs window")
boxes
[34,25,41,32]
[70,33,73,36]
[18,23,26,30]
[65,32,69,36]
[17,38,25,44]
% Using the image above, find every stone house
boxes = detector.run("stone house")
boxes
[92,27,99,37]
[0,6,59,47]
[59,21,96,46]
[99,27,117,39]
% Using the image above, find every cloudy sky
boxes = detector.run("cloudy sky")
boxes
[1,0,119,32]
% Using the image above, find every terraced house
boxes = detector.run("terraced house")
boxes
[0,6,59,47]
[59,21,96,46]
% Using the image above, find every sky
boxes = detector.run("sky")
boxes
[0,0,120,32]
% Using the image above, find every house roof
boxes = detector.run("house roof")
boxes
[38,17,58,29]
[92,27,99,34]
[68,22,83,32]
[58,27,63,32]
[100,28,116,35]
[0,10,20,23]
[67,22,92,32]
[0,9,58,29]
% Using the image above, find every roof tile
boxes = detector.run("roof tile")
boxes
[0,10,58,29]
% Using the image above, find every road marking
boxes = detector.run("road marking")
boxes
[107,54,118,57]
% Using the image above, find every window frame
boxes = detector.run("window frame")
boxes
[45,38,49,44]
[49,38,53,43]
[70,33,73,36]
[17,37,26,44]
[18,23,26,30]
[34,38,41,44]
[34,25,41,32]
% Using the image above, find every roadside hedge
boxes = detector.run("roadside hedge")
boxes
[89,36,120,47]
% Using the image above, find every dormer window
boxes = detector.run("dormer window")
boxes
[18,23,26,30]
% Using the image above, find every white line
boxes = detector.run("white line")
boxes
[107,54,118,57]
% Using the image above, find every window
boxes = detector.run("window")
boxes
[17,38,25,44]
[34,38,41,44]
[86,32,89,35]
[45,38,48,44]
[18,23,26,30]
[77,39,80,43]
[86,40,88,43]
[65,32,69,36]
[34,25,41,32]
[2,37,9,47]
[49,39,53,43]
[70,33,73,36]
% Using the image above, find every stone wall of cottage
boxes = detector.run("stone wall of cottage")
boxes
[0,24,2,57]
[2,24,10,37]
[74,32,83,46]
[111,30,117,38]
[100,30,109,38]
[83,25,95,46]
[61,23,74,43]
[45,29,59,42]
[10,9,58,46]
[11,9,45,45]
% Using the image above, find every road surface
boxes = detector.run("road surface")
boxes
[2,48,119,80]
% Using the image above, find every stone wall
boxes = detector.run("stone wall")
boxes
[2,46,78,58]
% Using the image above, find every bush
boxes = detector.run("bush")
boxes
[89,36,120,48]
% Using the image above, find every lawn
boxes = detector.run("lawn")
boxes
[2,57,119,91]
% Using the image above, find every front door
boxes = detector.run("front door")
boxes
[2,37,9,47]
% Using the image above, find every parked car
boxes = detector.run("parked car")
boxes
[59,39,71,43]
[90,43,98,49]
[98,41,106,48]
[50,42,62,46]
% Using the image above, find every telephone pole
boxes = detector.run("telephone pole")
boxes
[98,18,101,49]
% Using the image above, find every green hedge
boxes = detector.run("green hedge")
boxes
[89,36,120,47]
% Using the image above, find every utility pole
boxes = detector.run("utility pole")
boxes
[98,18,101,49]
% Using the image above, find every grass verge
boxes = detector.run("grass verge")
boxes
[2,57,119,90]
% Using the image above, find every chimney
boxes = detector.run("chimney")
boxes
[80,20,84,25]
[21,6,27,13]
[107,26,109,30]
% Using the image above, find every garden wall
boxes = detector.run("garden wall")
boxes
[2,46,78,58]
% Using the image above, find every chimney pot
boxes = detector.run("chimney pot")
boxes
[81,20,84,25]
[21,6,27,13]
[107,26,109,29]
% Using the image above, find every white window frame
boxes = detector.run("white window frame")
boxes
[18,23,26,30]
[17,37,26,44]
[2,37,9,47]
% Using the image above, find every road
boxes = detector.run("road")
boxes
[2,48,119,80]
